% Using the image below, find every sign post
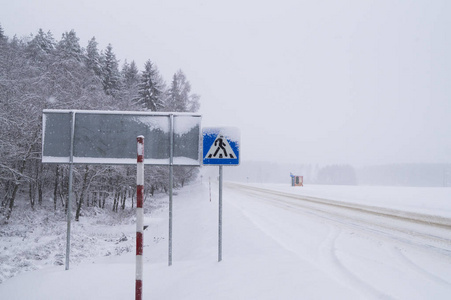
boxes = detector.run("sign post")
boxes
[202,127,240,262]
[218,165,223,261]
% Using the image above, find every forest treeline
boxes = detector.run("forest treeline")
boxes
[0,25,201,222]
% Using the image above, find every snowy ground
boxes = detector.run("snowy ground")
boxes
[1,181,451,299]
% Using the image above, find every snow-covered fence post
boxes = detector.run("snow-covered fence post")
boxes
[136,136,144,300]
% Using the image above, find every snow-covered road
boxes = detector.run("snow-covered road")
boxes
[1,182,451,299]
[224,183,451,299]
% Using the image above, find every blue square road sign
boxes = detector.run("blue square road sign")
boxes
[202,127,240,165]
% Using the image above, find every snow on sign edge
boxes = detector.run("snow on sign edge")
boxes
[203,127,240,142]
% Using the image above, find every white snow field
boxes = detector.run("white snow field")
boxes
[1,182,451,299]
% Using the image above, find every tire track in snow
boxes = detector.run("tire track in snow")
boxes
[226,183,451,298]
[241,189,451,298]
[318,226,392,299]
[389,246,451,286]
[227,184,391,299]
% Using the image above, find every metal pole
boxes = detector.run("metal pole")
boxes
[65,111,75,271]
[218,165,223,262]
[136,136,144,300]
[168,114,174,266]
[65,163,73,270]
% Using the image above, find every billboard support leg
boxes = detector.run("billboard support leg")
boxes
[65,111,75,271]
[168,114,174,267]
[169,164,173,266]
[65,162,73,270]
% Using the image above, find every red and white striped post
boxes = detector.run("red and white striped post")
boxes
[136,136,144,300]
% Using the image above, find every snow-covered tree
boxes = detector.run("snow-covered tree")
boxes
[0,37,41,220]
[26,29,55,66]
[122,60,140,88]
[55,30,82,62]
[0,26,202,222]
[28,29,55,53]
[166,70,200,112]
[174,166,199,187]
[134,60,165,111]
[119,60,140,110]
[85,37,103,78]
[0,24,6,43]
[101,44,121,97]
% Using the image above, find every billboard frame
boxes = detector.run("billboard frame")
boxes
[42,109,202,270]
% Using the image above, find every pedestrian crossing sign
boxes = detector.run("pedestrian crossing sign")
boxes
[203,127,240,165]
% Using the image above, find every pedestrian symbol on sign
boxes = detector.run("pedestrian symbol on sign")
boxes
[203,127,240,166]
[205,135,237,159]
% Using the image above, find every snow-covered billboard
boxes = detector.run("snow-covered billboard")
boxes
[42,110,201,165]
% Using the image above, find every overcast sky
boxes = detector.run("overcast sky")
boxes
[2,0,450,166]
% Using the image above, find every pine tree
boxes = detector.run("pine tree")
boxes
[101,43,120,97]
[85,37,102,78]
[119,60,140,110]
[135,60,165,111]
[56,30,82,61]
[0,24,7,67]
[166,70,200,112]
[122,60,140,88]
[36,29,55,53]
[0,23,7,43]
[26,29,55,63]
